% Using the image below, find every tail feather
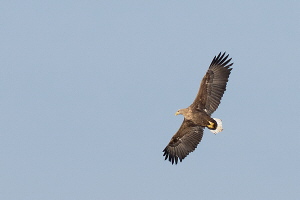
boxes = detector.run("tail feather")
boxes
[210,118,223,134]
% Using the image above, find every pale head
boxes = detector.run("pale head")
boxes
[175,108,189,116]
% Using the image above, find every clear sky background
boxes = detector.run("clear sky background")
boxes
[1,1,300,200]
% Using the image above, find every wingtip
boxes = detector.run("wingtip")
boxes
[210,52,232,68]
[162,147,181,165]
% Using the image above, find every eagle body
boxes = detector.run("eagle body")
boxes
[176,107,218,129]
[163,52,233,164]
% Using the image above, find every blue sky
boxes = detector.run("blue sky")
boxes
[1,1,300,200]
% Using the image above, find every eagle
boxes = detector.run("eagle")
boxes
[163,52,233,164]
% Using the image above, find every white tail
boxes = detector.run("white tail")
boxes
[210,118,223,134]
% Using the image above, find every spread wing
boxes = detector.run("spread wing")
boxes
[163,119,204,164]
[191,52,233,115]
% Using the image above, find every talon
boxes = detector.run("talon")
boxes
[207,121,215,129]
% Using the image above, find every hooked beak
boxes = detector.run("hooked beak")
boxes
[175,111,179,116]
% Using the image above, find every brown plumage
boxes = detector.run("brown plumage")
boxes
[163,52,233,164]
